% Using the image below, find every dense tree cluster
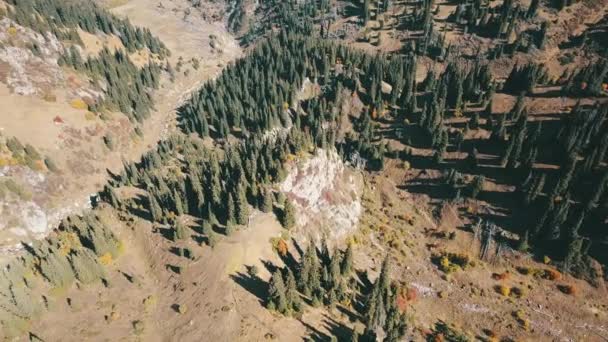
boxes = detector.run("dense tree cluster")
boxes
[267,242,356,314]
[59,47,162,122]
[5,0,167,55]
[561,60,608,97]
[363,257,408,341]
[179,32,417,169]
[450,0,538,40]
[503,62,549,94]
[500,100,608,280]
[417,58,494,160]
[266,242,407,341]
[240,0,318,44]
[103,125,320,235]
[3,0,168,122]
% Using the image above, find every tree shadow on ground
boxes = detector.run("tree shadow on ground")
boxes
[230,270,268,305]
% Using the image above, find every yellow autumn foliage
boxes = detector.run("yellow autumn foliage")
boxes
[99,252,113,265]
[70,98,88,110]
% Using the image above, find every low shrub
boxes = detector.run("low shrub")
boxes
[495,285,510,297]
[132,320,145,335]
[44,157,60,173]
[542,269,561,281]
[557,284,576,295]
[512,310,530,330]
[492,271,510,281]
[510,286,525,298]
[143,296,157,313]
[70,98,88,110]
[435,252,473,274]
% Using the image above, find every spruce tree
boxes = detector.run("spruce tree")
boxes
[261,189,274,213]
[227,192,236,224]
[267,270,288,313]
[341,243,354,276]
[148,193,163,222]
[174,221,188,241]
[285,268,301,313]
[235,185,249,225]
[281,199,296,229]
[469,175,484,199]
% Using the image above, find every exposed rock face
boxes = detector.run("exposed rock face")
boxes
[280,149,363,243]
[0,165,94,256]
[0,18,64,95]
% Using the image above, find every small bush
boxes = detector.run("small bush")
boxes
[7,26,18,36]
[42,92,57,102]
[70,98,88,110]
[510,287,525,298]
[45,157,60,172]
[132,320,145,335]
[25,155,43,170]
[495,285,511,297]
[104,133,116,151]
[557,284,576,295]
[98,252,113,265]
[542,269,561,281]
[176,303,188,314]
[109,311,120,321]
[143,295,157,312]
[6,137,24,154]
[85,111,96,120]
[435,252,473,274]
[512,310,530,330]
[492,271,510,281]
[248,265,259,277]
[24,144,40,160]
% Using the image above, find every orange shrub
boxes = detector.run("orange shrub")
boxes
[492,271,510,281]
[542,269,561,281]
[406,287,418,301]
[276,239,288,257]
[99,252,113,265]
[396,291,408,312]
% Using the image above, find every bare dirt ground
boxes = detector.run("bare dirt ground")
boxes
[0,0,241,256]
